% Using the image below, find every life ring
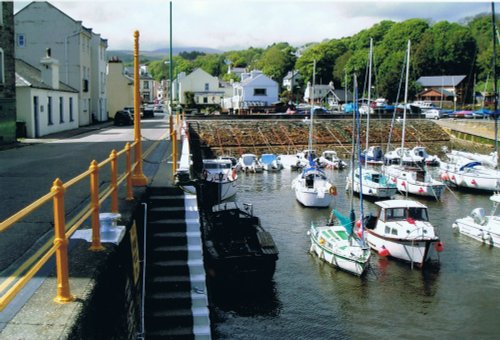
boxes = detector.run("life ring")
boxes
[202,169,208,180]
[319,237,325,245]
[329,186,337,196]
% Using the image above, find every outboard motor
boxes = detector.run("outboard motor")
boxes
[471,208,487,225]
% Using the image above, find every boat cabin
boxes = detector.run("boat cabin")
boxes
[377,200,429,223]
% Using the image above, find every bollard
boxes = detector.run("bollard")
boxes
[51,178,75,303]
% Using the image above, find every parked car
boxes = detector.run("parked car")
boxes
[114,110,134,126]
[153,104,165,113]
[424,109,448,120]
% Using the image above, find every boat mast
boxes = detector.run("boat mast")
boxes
[354,74,366,245]
[399,40,411,167]
[492,2,498,158]
[365,38,373,168]
[308,60,316,164]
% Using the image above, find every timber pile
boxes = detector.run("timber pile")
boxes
[187,119,451,158]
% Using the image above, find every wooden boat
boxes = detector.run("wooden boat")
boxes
[201,202,279,282]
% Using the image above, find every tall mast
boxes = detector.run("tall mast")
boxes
[492,2,498,157]
[308,60,316,163]
[400,40,411,166]
[365,38,373,168]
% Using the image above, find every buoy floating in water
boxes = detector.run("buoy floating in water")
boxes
[435,241,444,252]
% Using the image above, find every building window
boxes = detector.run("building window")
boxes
[204,83,209,91]
[17,34,26,48]
[48,97,53,125]
[143,80,149,89]
[203,97,208,104]
[69,97,74,122]
[59,97,64,123]
[254,88,267,96]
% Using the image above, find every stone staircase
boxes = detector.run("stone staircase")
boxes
[144,186,210,339]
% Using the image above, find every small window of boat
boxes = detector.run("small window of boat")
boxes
[408,207,428,221]
[385,226,391,234]
[391,228,398,235]
[387,208,405,220]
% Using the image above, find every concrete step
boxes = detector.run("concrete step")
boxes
[148,275,191,291]
[149,206,186,220]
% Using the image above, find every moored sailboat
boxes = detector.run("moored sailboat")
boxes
[292,60,336,207]
[364,199,443,268]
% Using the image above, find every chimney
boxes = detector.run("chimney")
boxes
[40,48,60,90]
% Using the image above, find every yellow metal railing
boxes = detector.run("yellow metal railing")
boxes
[0,140,139,310]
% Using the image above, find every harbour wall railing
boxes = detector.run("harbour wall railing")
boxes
[0,139,146,311]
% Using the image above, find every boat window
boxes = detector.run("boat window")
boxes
[379,209,386,221]
[385,226,391,234]
[386,208,406,220]
[408,207,428,221]
[391,228,398,235]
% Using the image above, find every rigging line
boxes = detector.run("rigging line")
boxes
[386,49,407,154]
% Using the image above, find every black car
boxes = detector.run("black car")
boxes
[114,110,134,126]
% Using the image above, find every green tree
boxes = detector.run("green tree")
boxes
[256,43,297,82]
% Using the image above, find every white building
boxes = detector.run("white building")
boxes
[304,81,335,104]
[173,68,226,105]
[282,70,301,91]
[15,2,107,126]
[90,32,108,122]
[224,70,279,112]
[15,55,78,138]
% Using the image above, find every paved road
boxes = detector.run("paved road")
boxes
[0,114,170,273]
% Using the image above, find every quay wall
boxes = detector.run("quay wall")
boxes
[186,118,455,158]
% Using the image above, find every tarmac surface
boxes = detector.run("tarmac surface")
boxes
[0,114,174,338]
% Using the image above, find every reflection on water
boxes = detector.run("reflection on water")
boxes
[208,167,500,339]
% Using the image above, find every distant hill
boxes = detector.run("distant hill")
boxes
[107,47,223,63]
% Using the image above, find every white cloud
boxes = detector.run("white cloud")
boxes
[13,0,491,51]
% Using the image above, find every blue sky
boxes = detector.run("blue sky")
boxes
[14,1,491,51]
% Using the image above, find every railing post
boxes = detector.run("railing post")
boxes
[169,114,173,140]
[89,160,105,251]
[51,178,75,304]
[110,150,118,213]
[172,129,177,176]
[125,143,134,201]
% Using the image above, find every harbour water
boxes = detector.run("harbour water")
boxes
[208,167,500,339]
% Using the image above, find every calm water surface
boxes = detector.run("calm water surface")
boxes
[209,167,500,339]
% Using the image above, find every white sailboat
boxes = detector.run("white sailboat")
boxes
[347,38,397,199]
[292,60,336,207]
[452,4,500,246]
[309,75,371,276]
[382,40,445,199]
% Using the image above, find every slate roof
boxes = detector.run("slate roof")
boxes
[15,59,78,92]
[416,75,466,87]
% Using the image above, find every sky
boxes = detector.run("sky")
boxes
[13,0,492,51]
